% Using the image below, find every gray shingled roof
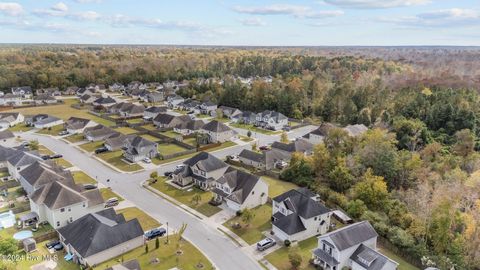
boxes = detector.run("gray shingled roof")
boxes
[183,152,227,172]
[213,167,261,204]
[0,130,14,140]
[65,117,90,130]
[20,161,74,189]
[105,259,141,270]
[0,146,19,162]
[202,120,232,133]
[325,221,378,251]
[58,208,143,258]
[273,189,330,219]
[272,213,307,235]
[238,149,264,163]
[350,244,397,270]
[7,151,42,167]
[94,96,116,104]
[271,139,314,154]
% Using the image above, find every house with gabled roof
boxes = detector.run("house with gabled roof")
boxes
[172,152,229,190]
[0,130,14,145]
[218,106,242,119]
[167,95,185,108]
[58,208,144,266]
[271,138,314,158]
[303,123,368,145]
[0,112,24,131]
[119,104,145,118]
[26,114,64,129]
[11,86,33,98]
[106,259,141,270]
[199,101,217,115]
[0,145,19,169]
[84,125,119,142]
[143,106,167,121]
[255,110,288,131]
[0,93,23,106]
[153,113,191,129]
[79,94,96,104]
[144,91,164,103]
[201,120,236,143]
[212,167,268,211]
[232,111,257,125]
[123,136,158,162]
[174,119,204,135]
[34,94,58,104]
[7,150,43,179]
[65,117,97,134]
[19,161,74,195]
[272,188,331,242]
[104,133,135,151]
[93,96,117,107]
[312,221,398,270]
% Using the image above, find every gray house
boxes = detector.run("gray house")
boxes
[19,161,74,195]
[200,120,236,143]
[153,114,191,129]
[84,125,119,142]
[143,106,167,121]
[123,136,158,162]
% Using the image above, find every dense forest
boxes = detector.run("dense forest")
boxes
[1,45,480,269]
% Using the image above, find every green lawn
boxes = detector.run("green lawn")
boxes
[204,141,236,152]
[216,117,231,123]
[158,143,188,156]
[261,176,298,198]
[126,118,145,124]
[8,123,32,132]
[378,245,420,270]
[223,204,272,244]
[288,121,302,127]
[160,130,182,138]
[97,151,143,172]
[54,158,73,168]
[64,133,85,143]
[0,171,9,178]
[239,135,254,142]
[230,123,281,135]
[265,236,318,270]
[173,109,187,115]
[72,171,96,184]
[94,236,213,270]
[79,141,104,152]
[140,134,160,142]
[13,240,79,270]
[99,188,124,202]
[196,114,211,119]
[36,124,65,136]
[183,137,197,146]
[152,152,197,165]
[150,178,221,217]
[38,145,55,155]
[6,99,115,127]
[117,207,160,231]
[140,124,157,130]
[114,126,138,135]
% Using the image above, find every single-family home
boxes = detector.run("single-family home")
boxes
[312,221,398,270]
[19,161,74,195]
[153,113,191,129]
[109,83,125,92]
[26,114,64,129]
[0,112,24,131]
[77,88,96,97]
[93,96,117,107]
[64,86,79,96]
[84,125,119,142]
[232,111,257,124]
[218,106,242,119]
[272,188,332,242]
[7,150,43,180]
[0,146,18,169]
[34,94,58,105]
[177,99,200,113]
[344,124,368,137]
[200,120,236,143]
[0,130,15,145]
[238,148,291,171]
[167,95,185,108]
[65,117,97,134]
[0,94,24,106]
[109,102,130,114]
[143,106,167,121]
[36,87,61,97]
[123,136,158,163]
[172,152,229,190]
[174,119,204,135]
[238,149,265,169]
[11,86,33,98]
[119,104,145,118]
[79,94,96,104]
[106,259,141,270]
[199,101,217,115]
[145,92,164,103]
[212,167,268,211]
[271,139,314,158]
[58,208,143,267]
[104,134,135,151]
[255,110,288,131]
[303,123,368,145]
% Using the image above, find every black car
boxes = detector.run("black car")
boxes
[164,171,173,177]
[144,228,166,240]
[54,243,64,251]
[45,240,60,249]
[83,184,97,190]
[50,154,63,159]
[41,155,50,160]
[95,147,108,154]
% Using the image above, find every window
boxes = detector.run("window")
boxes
[68,208,71,212]
[60,208,65,212]
[56,221,60,227]
[69,217,73,222]
[314,217,318,221]
[83,203,86,207]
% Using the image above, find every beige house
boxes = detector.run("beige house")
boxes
[200,120,236,143]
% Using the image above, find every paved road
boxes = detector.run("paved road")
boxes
[19,125,315,270]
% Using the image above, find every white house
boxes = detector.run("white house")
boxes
[65,117,97,134]
[29,180,104,229]
[0,112,24,131]
[0,94,23,106]
[255,110,288,131]
[200,120,236,143]
[272,188,332,242]
[312,221,399,270]
[26,114,64,129]
[212,167,268,211]
[7,151,43,180]
[167,95,185,108]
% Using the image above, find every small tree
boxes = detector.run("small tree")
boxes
[241,208,255,226]
[150,171,158,180]
[29,140,39,151]
[288,251,302,269]
[247,130,252,138]
[0,239,17,255]
[252,142,257,151]
[145,243,149,254]
[280,131,289,143]
[191,194,202,205]
[155,237,160,249]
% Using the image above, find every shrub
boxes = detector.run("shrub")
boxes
[284,240,291,247]
[236,210,243,216]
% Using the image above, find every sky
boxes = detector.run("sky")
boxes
[1,0,480,46]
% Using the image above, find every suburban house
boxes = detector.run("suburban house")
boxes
[26,114,64,129]
[109,102,131,114]
[199,101,217,115]
[0,94,24,106]
[153,113,191,129]
[312,221,398,270]
[0,130,15,145]
[271,139,315,158]
[65,117,97,134]
[18,161,74,195]
[232,111,257,125]
[118,104,145,118]
[178,99,200,113]
[36,87,61,97]
[11,86,33,98]
[174,119,204,135]
[143,106,167,121]
[238,148,291,171]
[93,96,117,107]
[255,110,288,130]
[172,152,229,190]
[145,91,164,103]
[200,120,236,143]
[167,95,185,108]
[84,125,119,142]
[0,112,24,131]
[104,134,135,151]
[106,259,141,270]
[79,94,96,104]
[218,106,242,119]
[64,86,79,96]
[303,123,368,145]
[0,146,18,169]
[109,83,125,92]
[7,150,43,179]
[34,94,57,105]
[57,208,144,267]
[272,188,332,242]
[212,167,268,211]
[123,136,158,162]
[77,88,96,97]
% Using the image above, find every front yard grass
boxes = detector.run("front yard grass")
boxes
[8,123,32,132]
[97,151,143,172]
[114,126,138,135]
[230,123,281,135]
[72,171,96,185]
[64,133,85,143]
[140,134,160,142]
[261,176,298,198]
[158,143,188,156]
[36,124,65,136]
[94,235,213,270]
[264,236,317,270]
[99,188,124,202]
[149,178,221,217]
[117,207,160,231]
[54,158,73,168]
[223,204,272,245]
[38,145,55,155]
[239,135,254,142]
[79,141,104,152]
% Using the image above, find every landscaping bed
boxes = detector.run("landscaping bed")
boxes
[223,204,272,245]
[97,151,143,172]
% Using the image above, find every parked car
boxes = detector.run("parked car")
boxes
[143,157,152,164]
[144,228,166,240]
[58,130,69,136]
[45,240,60,249]
[227,155,239,161]
[164,171,173,177]
[104,197,119,208]
[50,154,63,159]
[175,164,185,170]
[83,184,97,190]
[276,161,288,169]
[259,146,270,151]
[282,126,291,131]
[256,238,276,251]
[41,155,50,160]
[20,141,30,147]
[53,243,64,251]
[95,147,108,154]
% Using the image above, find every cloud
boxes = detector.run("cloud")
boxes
[106,14,200,31]
[0,2,23,16]
[305,10,344,18]
[233,4,343,19]
[238,17,266,26]
[321,0,430,9]
[379,8,480,27]
[74,0,103,3]
[52,2,68,12]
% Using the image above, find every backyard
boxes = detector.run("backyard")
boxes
[261,176,298,198]
[96,151,143,172]
[160,130,182,138]
[114,126,138,135]
[149,178,221,217]
[13,240,79,270]
[223,204,272,245]
[157,143,189,156]
[140,134,160,142]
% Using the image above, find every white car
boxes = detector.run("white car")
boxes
[143,157,152,163]
[175,164,185,170]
